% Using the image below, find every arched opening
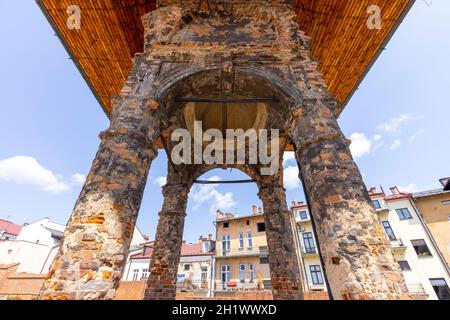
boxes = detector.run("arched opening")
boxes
[182,168,265,297]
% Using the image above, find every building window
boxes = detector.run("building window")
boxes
[223,222,229,228]
[372,200,381,209]
[260,256,269,264]
[239,232,244,249]
[398,261,411,271]
[411,239,432,257]
[141,268,148,280]
[249,264,254,283]
[222,235,230,253]
[221,265,231,289]
[310,265,324,285]
[382,221,397,241]
[247,232,253,248]
[246,220,250,225]
[302,232,316,253]
[299,210,308,220]
[184,264,191,271]
[396,208,412,220]
[239,264,246,283]
[201,267,208,285]
[430,278,450,300]
[132,269,139,281]
[257,223,265,232]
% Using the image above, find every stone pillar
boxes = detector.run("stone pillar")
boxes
[289,98,408,300]
[39,97,160,300]
[144,167,189,300]
[258,178,304,300]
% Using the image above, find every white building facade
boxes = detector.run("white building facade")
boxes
[290,186,450,300]
[0,217,147,275]
[291,202,327,293]
[369,187,450,300]
[122,236,215,297]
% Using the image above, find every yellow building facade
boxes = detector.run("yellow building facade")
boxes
[412,182,450,268]
[214,208,271,291]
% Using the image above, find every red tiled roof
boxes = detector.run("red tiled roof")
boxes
[0,219,22,236]
[130,243,213,260]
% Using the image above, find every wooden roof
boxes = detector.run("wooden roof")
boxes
[37,0,414,116]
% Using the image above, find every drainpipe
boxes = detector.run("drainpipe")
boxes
[209,254,215,298]
[408,196,450,278]
[211,221,218,297]
[289,208,310,292]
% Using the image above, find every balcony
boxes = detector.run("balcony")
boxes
[217,246,267,258]
[406,282,429,300]
[390,238,407,252]
[301,245,318,256]
[295,215,311,224]
[375,208,389,215]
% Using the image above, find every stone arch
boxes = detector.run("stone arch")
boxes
[155,64,304,107]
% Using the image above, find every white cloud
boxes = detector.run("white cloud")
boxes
[283,152,296,165]
[409,129,425,142]
[152,176,167,187]
[190,176,236,214]
[283,166,300,190]
[398,184,419,193]
[377,114,412,133]
[71,173,86,186]
[390,139,401,150]
[349,133,372,159]
[0,156,69,193]
[373,134,382,142]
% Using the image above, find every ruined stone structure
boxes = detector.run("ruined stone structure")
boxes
[38,0,409,300]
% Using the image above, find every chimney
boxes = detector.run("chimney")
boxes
[258,207,263,214]
[390,186,400,195]
[369,187,377,194]
[252,205,257,215]
[439,177,450,191]
[208,234,212,240]
[291,201,296,207]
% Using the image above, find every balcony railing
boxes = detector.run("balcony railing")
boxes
[406,282,427,296]
[300,244,318,255]
[391,238,407,250]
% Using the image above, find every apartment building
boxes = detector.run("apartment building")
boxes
[290,185,450,300]
[0,219,22,241]
[290,202,327,293]
[214,207,271,292]
[412,178,450,268]
[122,236,215,296]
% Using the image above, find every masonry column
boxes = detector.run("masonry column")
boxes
[144,166,189,300]
[289,98,408,300]
[39,96,160,300]
[258,177,304,300]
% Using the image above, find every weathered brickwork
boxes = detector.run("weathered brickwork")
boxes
[288,100,409,299]
[258,178,304,300]
[39,0,408,300]
[144,165,190,300]
[39,97,161,300]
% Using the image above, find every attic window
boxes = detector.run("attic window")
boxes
[223,222,229,228]
[442,200,450,206]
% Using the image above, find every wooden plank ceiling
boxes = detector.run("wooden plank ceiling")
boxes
[38,0,413,116]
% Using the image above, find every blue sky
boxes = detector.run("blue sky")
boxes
[0,1,449,243]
